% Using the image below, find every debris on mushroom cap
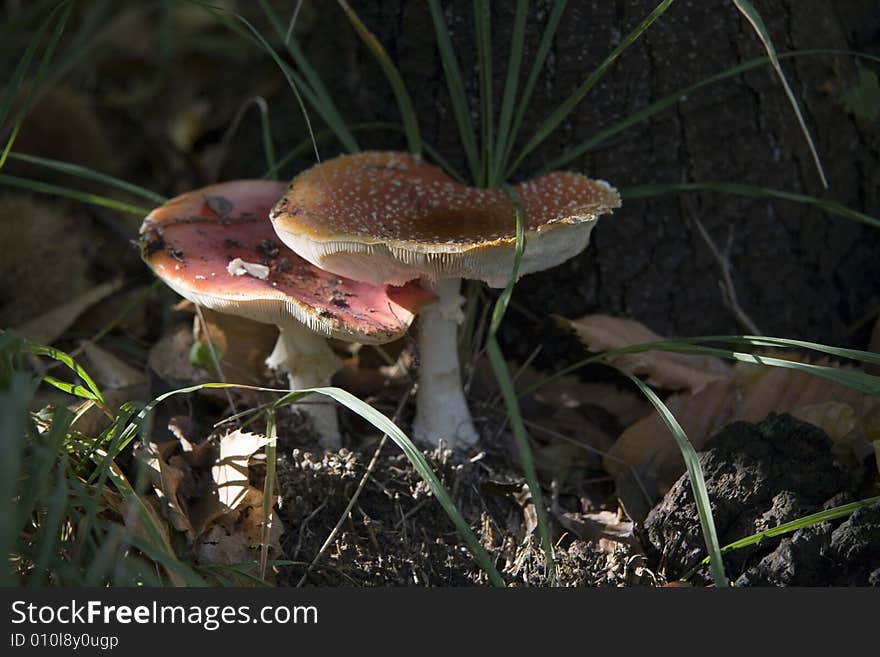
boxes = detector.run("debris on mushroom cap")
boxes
[226,258,269,280]
[139,180,434,343]
[270,151,622,287]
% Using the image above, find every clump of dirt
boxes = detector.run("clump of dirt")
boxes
[273,441,639,587]
[639,413,879,586]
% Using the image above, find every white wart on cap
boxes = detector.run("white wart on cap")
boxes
[269,151,621,287]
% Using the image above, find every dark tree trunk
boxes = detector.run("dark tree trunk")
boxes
[255,0,880,369]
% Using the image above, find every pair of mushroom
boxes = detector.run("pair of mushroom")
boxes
[140,152,620,450]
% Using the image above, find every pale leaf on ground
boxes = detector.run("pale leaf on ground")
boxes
[138,426,283,563]
[511,484,538,539]
[556,314,731,392]
[212,429,271,511]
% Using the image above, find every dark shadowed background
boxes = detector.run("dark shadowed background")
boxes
[221,0,880,370]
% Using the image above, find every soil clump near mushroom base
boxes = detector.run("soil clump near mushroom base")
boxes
[639,413,880,586]
[272,412,878,586]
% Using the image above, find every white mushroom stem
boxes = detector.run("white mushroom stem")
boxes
[413,277,480,450]
[265,321,343,449]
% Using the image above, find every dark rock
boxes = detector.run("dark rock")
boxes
[638,413,880,585]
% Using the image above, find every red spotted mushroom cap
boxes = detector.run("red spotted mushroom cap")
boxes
[139,180,433,343]
[269,151,621,287]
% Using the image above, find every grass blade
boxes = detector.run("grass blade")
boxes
[338,1,421,155]
[486,341,556,584]
[490,0,528,186]
[520,335,880,400]
[485,186,557,584]
[25,414,71,584]
[0,173,151,215]
[506,0,676,179]
[500,0,567,179]
[0,372,36,586]
[256,98,277,179]
[41,376,103,403]
[1,0,73,169]
[703,495,880,565]
[6,152,167,204]
[540,49,880,173]
[0,3,58,137]
[621,181,880,230]
[227,12,324,166]
[19,336,106,405]
[474,0,493,186]
[260,410,277,581]
[257,0,359,153]
[31,442,71,586]
[649,345,880,395]
[621,370,727,586]
[215,96,277,181]
[428,0,481,184]
[617,335,880,367]
[733,0,827,188]
[188,0,330,162]
[705,335,880,365]
[490,186,526,333]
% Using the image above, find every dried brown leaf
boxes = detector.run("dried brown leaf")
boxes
[148,323,207,385]
[554,510,634,549]
[195,487,285,568]
[605,353,877,490]
[556,314,731,392]
[794,400,880,467]
[100,461,186,586]
[141,441,196,539]
[79,341,147,389]
[532,440,598,486]
[193,308,278,385]
[15,280,122,345]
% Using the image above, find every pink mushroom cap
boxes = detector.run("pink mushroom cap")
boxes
[139,180,434,343]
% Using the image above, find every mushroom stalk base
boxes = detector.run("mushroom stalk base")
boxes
[266,322,343,449]
[413,278,479,450]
